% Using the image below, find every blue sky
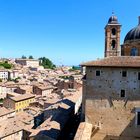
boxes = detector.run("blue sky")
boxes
[0,0,140,65]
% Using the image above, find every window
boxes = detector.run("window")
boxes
[122,71,127,77]
[135,109,140,126]
[138,72,140,80]
[111,40,116,49]
[137,112,140,125]
[96,70,100,76]
[121,90,125,97]
[130,48,138,56]
[112,28,116,35]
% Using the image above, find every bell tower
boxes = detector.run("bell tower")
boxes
[104,13,121,57]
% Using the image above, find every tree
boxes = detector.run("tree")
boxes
[0,62,12,69]
[29,55,34,59]
[39,57,56,69]
[2,63,12,69]
[21,55,26,59]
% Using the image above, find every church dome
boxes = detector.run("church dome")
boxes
[108,14,118,24]
[124,17,140,43]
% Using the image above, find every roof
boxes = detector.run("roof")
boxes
[124,17,140,43]
[0,107,15,117]
[0,118,23,138]
[124,25,140,43]
[10,93,35,102]
[107,13,120,25]
[16,59,39,61]
[34,85,54,90]
[0,70,8,72]
[108,15,118,24]
[0,112,33,138]
[81,56,140,68]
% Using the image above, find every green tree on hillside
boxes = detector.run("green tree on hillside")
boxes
[39,57,56,69]
[0,62,12,69]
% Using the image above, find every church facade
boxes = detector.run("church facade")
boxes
[82,14,140,140]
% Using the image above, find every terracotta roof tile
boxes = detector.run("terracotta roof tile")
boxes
[81,56,140,68]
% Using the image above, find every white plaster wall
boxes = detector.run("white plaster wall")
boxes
[0,71,9,80]
[0,86,7,99]
[42,89,53,96]
[26,61,39,67]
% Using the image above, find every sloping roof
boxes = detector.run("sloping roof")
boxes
[81,56,140,68]
[10,93,35,102]
[0,112,33,138]
[0,107,14,117]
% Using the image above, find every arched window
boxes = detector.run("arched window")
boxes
[112,28,116,35]
[111,40,116,49]
[130,48,138,56]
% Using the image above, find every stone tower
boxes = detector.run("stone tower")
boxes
[104,13,121,57]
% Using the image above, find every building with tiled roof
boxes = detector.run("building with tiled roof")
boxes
[3,93,35,112]
[82,14,140,140]
[82,56,140,68]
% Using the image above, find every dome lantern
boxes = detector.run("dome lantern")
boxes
[107,12,119,24]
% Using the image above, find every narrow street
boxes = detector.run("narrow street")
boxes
[58,106,82,140]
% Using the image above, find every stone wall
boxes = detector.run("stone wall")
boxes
[122,40,140,56]
[74,122,92,140]
[83,66,140,140]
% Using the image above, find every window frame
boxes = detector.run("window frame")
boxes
[138,72,140,80]
[135,108,140,126]
[111,28,116,36]
[120,89,125,98]
[122,70,127,77]
[96,70,101,76]
[111,40,116,49]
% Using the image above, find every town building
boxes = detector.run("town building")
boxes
[29,87,82,140]
[3,92,35,112]
[0,107,15,122]
[29,66,44,71]
[0,85,7,99]
[0,112,33,140]
[0,84,17,99]
[33,84,54,96]
[9,69,19,79]
[56,76,82,90]
[81,14,140,140]
[15,59,39,67]
[0,70,9,81]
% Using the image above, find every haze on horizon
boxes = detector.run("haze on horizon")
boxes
[0,0,140,65]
